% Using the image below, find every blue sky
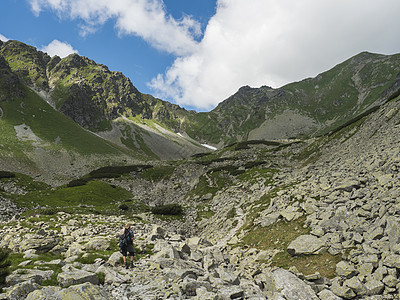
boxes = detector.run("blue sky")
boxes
[1,0,400,111]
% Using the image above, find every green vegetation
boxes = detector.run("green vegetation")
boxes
[241,216,339,278]
[0,86,123,155]
[10,181,132,215]
[139,165,175,181]
[0,171,15,179]
[272,250,341,279]
[151,204,183,216]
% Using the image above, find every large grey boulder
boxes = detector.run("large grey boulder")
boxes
[287,235,326,256]
[2,281,41,300]
[6,269,54,285]
[57,265,99,287]
[26,282,113,300]
[19,233,60,253]
[85,237,110,251]
[336,261,358,279]
[106,251,122,266]
[263,268,319,300]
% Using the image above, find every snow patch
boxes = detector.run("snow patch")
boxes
[201,144,217,150]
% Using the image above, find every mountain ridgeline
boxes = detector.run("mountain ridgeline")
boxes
[0,39,400,170]
[2,40,400,144]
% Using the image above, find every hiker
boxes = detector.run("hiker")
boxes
[119,223,135,269]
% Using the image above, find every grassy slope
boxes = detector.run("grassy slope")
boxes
[1,87,121,154]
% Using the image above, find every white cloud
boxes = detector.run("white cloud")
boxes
[150,0,400,110]
[0,33,9,42]
[28,0,200,56]
[40,40,78,58]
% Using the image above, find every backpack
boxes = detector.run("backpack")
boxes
[119,228,133,247]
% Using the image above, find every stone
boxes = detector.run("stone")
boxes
[383,254,400,268]
[263,268,319,300]
[287,235,326,256]
[330,279,356,299]
[364,278,384,295]
[334,179,360,192]
[259,212,281,227]
[85,237,110,251]
[358,263,374,277]
[386,216,400,248]
[19,234,59,253]
[96,265,129,284]
[217,286,244,300]
[6,269,54,285]
[65,242,85,258]
[57,265,99,287]
[3,281,41,300]
[149,225,166,240]
[152,245,181,259]
[318,289,342,300]
[344,276,367,296]
[336,261,358,279]
[365,226,384,241]
[216,267,240,285]
[55,282,111,300]
[382,275,398,288]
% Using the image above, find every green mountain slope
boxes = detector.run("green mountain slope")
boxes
[0,40,207,162]
[0,55,150,183]
[186,52,400,146]
[1,39,400,152]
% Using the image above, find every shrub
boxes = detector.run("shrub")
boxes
[97,272,105,285]
[119,204,129,211]
[89,165,153,177]
[0,248,10,292]
[151,204,183,216]
[0,171,15,179]
[67,178,89,187]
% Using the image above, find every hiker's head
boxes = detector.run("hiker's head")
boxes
[124,223,131,229]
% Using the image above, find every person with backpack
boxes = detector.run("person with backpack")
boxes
[119,223,135,269]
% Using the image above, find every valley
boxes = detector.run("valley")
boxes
[0,39,400,299]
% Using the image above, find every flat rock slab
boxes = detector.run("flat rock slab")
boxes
[287,234,326,256]
[264,268,319,300]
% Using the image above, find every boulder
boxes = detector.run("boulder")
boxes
[336,261,358,279]
[25,287,62,300]
[364,277,385,295]
[217,286,244,300]
[287,235,326,256]
[344,276,367,296]
[106,251,122,266]
[6,269,54,285]
[19,234,59,253]
[330,278,356,299]
[57,265,99,287]
[263,268,319,300]
[85,237,110,251]
[96,265,129,284]
[3,281,41,300]
[318,289,342,300]
[216,267,240,285]
[26,282,112,300]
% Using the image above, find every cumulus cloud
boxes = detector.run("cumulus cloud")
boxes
[0,33,9,42]
[41,40,78,58]
[150,0,400,110]
[28,0,201,56]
